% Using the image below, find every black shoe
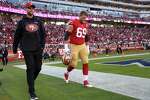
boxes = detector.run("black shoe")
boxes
[30,93,39,100]
[0,68,3,72]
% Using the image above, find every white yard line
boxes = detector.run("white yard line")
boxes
[14,64,150,100]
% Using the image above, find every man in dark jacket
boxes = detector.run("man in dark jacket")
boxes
[13,2,46,100]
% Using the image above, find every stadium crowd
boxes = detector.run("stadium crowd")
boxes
[0,13,150,55]
[0,0,150,22]
[0,0,150,56]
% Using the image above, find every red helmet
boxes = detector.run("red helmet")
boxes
[62,53,71,65]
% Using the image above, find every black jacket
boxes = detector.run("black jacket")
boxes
[13,16,46,52]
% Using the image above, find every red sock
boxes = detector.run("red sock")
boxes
[83,64,89,81]
[83,63,88,75]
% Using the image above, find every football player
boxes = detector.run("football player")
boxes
[63,11,92,87]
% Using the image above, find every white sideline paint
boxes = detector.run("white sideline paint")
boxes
[88,52,150,61]
[14,64,150,100]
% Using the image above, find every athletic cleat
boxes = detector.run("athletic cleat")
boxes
[64,73,69,83]
[30,93,39,100]
[83,80,93,88]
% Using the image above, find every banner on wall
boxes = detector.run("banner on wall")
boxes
[0,6,150,25]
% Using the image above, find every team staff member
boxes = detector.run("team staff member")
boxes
[13,2,46,100]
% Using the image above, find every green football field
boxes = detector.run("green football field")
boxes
[0,51,150,100]
[50,52,150,78]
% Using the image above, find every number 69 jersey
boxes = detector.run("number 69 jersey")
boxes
[68,19,88,45]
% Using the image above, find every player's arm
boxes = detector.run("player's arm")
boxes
[39,20,46,50]
[64,24,73,53]
[85,31,90,54]
[85,34,90,44]
[64,25,73,41]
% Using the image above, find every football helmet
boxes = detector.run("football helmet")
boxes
[62,52,71,65]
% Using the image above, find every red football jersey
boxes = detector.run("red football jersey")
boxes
[68,19,88,45]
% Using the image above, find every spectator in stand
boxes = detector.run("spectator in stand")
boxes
[116,44,123,55]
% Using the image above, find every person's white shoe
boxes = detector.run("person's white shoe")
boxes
[30,97,39,100]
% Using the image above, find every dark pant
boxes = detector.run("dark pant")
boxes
[2,57,8,66]
[106,48,109,55]
[116,48,122,54]
[23,49,42,94]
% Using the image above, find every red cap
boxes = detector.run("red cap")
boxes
[24,2,35,8]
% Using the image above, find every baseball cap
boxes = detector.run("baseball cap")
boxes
[24,2,35,8]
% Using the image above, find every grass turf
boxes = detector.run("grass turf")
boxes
[0,63,136,100]
[49,53,150,78]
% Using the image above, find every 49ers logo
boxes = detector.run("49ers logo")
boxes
[76,28,87,38]
[25,23,39,32]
